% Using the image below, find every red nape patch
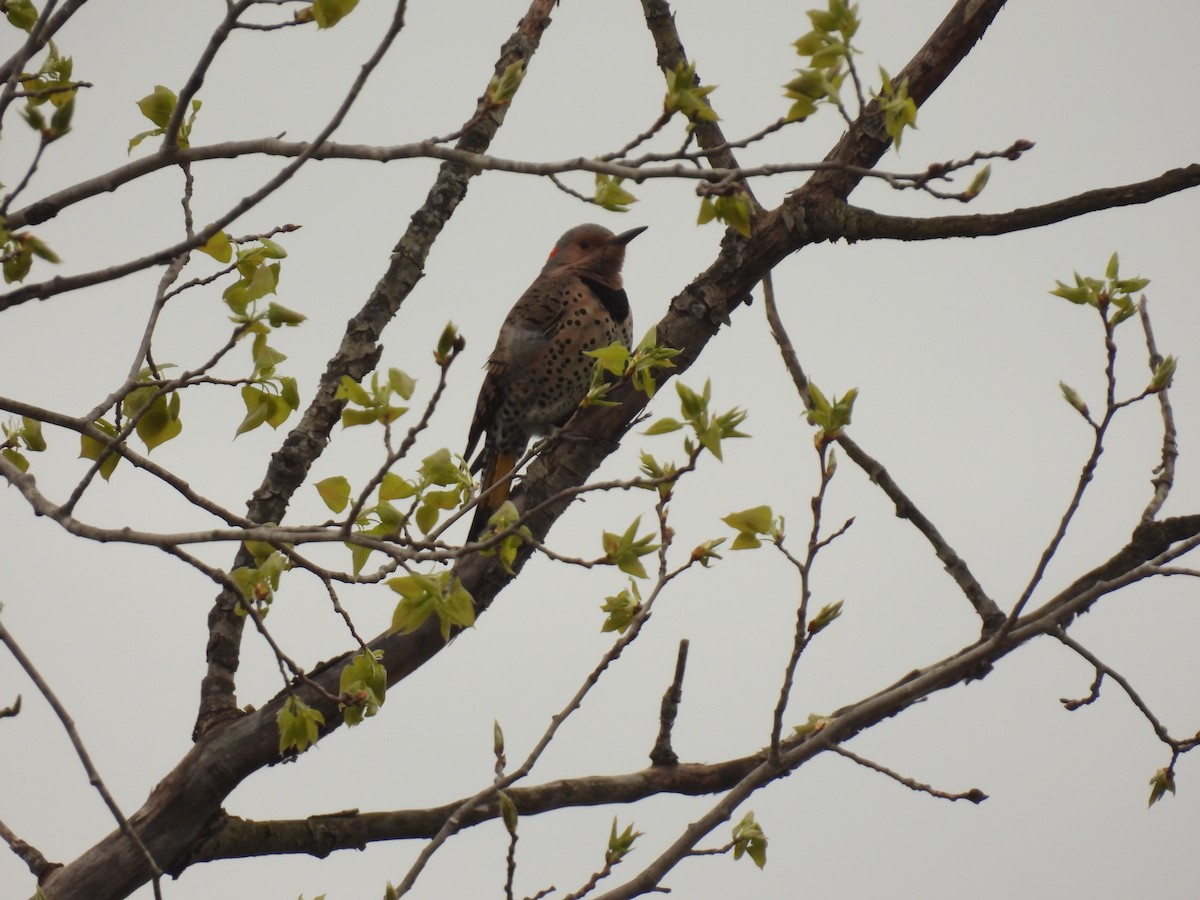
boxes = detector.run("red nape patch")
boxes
[547,246,560,260]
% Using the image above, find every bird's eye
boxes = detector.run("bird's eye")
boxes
[579,241,590,249]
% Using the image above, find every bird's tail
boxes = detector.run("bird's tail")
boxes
[469,448,519,541]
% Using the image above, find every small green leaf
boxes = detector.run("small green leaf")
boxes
[198,230,233,263]
[277,694,325,754]
[1148,767,1175,807]
[311,0,359,28]
[487,59,526,105]
[601,517,660,579]
[315,475,352,513]
[585,341,630,378]
[643,417,683,435]
[600,582,641,633]
[266,302,307,327]
[1059,381,1089,418]
[722,505,775,549]
[1150,355,1177,393]
[1,447,28,472]
[79,419,120,480]
[607,817,643,864]
[137,84,177,128]
[793,713,829,736]
[963,163,991,200]
[595,173,638,212]
[497,791,519,834]
[731,811,768,869]
[338,649,386,726]
[808,599,844,634]
[387,367,416,400]
[380,472,416,501]
[4,0,38,32]
[663,59,719,123]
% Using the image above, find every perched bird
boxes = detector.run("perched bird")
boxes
[465,223,646,539]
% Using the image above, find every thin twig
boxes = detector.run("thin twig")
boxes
[1138,296,1178,522]
[1054,627,1174,747]
[393,504,696,895]
[760,269,1003,630]
[832,745,987,803]
[0,618,166,898]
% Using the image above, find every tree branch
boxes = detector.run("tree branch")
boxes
[840,165,1200,242]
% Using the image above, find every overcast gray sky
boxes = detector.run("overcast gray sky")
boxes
[2,1,1199,897]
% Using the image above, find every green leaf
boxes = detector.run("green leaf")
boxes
[380,472,416,501]
[601,517,660,579]
[722,505,775,550]
[267,302,307,327]
[487,59,526,105]
[1059,382,1089,418]
[5,0,38,32]
[663,59,719,123]
[19,417,46,452]
[1148,767,1175,807]
[1,447,28,472]
[137,84,177,128]
[79,419,121,480]
[387,367,416,400]
[497,791,519,834]
[414,502,438,535]
[808,599,844,634]
[339,649,386,726]
[874,68,917,150]
[277,694,325,754]
[595,173,638,212]
[1150,355,1177,393]
[134,392,183,451]
[435,321,463,364]
[312,0,359,28]
[388,572,475,641]
[600,582,641,633]
[793,713,829,736]
[336,374,372,407]
[607,817,643,864]
[963,163,991,200]
[420,447,463,487]
[585,342,630,377]
[731,811,768,869]
[643,417,683,435]
[315,475,351,513]
[198,230,233,263]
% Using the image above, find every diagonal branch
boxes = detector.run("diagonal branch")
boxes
[193,0,561,733]
[0,617,165,898]
[839,165,1200,242]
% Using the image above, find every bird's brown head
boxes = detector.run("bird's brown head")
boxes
[541,223,647,283]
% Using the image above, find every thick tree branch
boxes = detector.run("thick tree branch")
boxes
[193,0,559,737]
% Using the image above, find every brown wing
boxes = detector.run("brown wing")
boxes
[464,276,570,467]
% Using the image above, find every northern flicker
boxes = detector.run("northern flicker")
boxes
[465,223,646,539]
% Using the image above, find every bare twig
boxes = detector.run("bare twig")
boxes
[0,618,166,898]
[1138,297,1178,522]
[1054,627,1174,747]
[768,436,835,761]
[760,268,1003,631]
[832,745,987,803]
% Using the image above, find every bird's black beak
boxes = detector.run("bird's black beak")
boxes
[611,225,648,246]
